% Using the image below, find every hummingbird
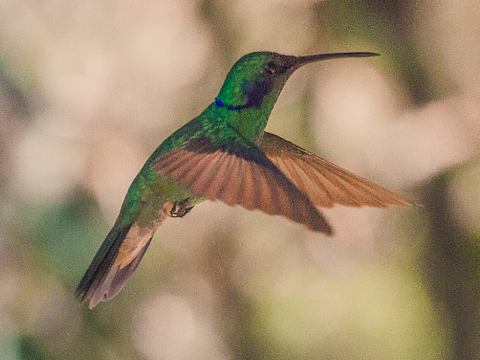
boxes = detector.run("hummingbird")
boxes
[76,51,412,309]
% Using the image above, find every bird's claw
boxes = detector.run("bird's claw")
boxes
[170,199,194,218]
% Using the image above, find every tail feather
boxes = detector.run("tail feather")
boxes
[75,224,130,307]
[75,223,154,309]
[76,203,172,309]
[90,238,152,308]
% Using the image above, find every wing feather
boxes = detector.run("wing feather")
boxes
[151,137,332,235]
[259,132,412,208]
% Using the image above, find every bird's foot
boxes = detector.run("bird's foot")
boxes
[170,199,194,218]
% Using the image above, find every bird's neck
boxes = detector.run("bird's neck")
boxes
[213,94,278,144]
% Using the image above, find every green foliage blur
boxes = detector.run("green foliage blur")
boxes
[1,0,479,359]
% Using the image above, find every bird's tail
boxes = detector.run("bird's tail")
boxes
[75,206,169,309]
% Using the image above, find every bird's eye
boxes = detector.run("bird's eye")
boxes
[265,61,277,75]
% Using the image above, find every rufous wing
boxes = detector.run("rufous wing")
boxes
[151,136,332,235]
[259,132,412,208]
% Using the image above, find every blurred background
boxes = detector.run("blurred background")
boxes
[1,0,480,359]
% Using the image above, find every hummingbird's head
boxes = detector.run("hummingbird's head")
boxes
[214,51,378,142]
[215,52,299,111]
[215,51,379,112]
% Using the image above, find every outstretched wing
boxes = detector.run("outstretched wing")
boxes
[151,135,332,235]
[259,132,412,208]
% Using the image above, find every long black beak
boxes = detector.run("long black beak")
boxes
[293,52,379,70]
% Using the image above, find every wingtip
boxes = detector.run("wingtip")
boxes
[315,221,334,236]
[325,226,334,237]
[387,195,422,208]
[304,208,334,236]
[412,200,424,208]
